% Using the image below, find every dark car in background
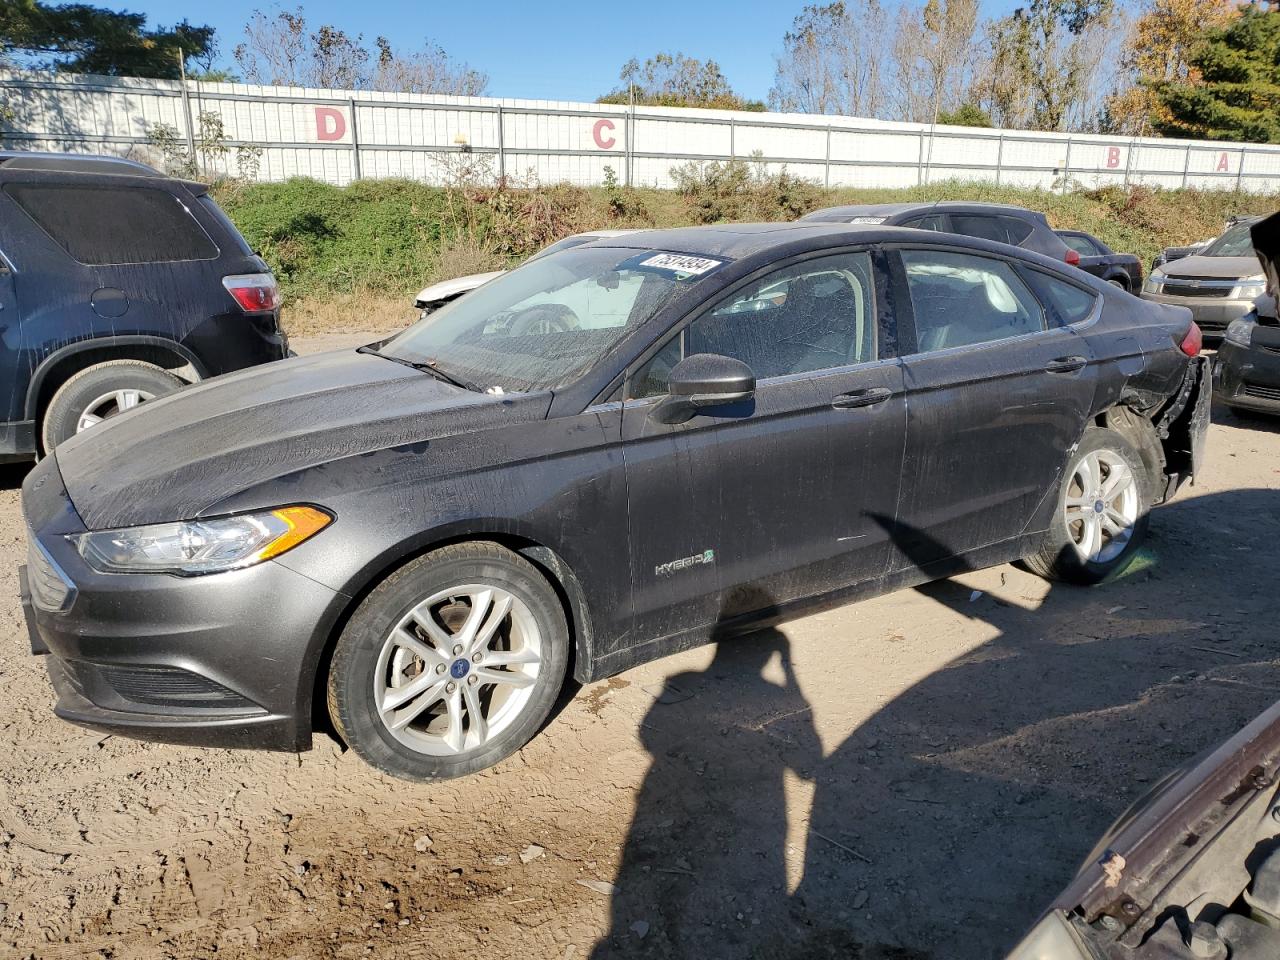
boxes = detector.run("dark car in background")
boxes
[0,151,285,459]
[22,222,1209,783]
[1215,211,1280,417]
[801,201,1079,265]
[1056,230,1144,291]
[1142,216,1266,340]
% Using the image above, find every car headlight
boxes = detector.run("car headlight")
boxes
[1006,912,1093,960]
[1143,271,1165,294]
[1235,275,1267,299]
[1224,317,1255,348]
[69,506,332,575]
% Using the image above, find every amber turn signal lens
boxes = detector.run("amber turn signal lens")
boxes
[258,506,333,561]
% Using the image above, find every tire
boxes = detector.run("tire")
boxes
[1025,427,1153,585]
[327,541,570,782]
[41,360,183,453]
[1107,279,1128,291]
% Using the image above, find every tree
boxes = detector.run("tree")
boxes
[1106,0,1239,134]
[889,0,981,122]
[233,7,488,95]
[971,0,1117,130]
[0,0,215,78]
[769,2,893,117]
[599,52,765,111]
[937,102,992,125]
[1153,5,1280,142]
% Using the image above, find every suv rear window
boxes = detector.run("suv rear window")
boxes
[6,184,218,265]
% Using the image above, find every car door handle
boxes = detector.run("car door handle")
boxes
[1045,356,1088,373]
[832,387,893,409]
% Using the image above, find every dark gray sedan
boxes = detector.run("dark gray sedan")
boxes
[21,223,1210,781]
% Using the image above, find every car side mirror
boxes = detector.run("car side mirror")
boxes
[651,353,755,425]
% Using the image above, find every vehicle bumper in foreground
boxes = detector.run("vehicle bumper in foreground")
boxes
[20,457,341,752]
[1215,328,1280,415]
[0,419,36,463]
[1140,291,1255,336]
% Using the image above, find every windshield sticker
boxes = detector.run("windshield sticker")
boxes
[637,253,724,277]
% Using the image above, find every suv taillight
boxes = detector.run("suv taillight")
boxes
[1180,322,1203,357]
[222,273,280,314]
[1065,249,1081,267]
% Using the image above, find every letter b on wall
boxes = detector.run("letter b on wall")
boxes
[315,107,348,142]
[1105,146,1121,169]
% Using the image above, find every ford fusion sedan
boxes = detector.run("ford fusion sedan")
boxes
[1142,217,1266,339]
[21,223,1210,782]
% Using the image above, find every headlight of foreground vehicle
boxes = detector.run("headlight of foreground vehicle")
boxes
[1005,912,1092,960]
[1234,275,1267,300]
[1224,317,1255,348]
[70,506,332,575]
[1143,271,1165,294]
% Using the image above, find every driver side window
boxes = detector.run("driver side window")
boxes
[628,252,876,399]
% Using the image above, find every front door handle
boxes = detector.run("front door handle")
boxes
[832,387,893,409]
[1045,356,1088,373]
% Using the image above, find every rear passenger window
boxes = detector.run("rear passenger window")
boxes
[1023,269,1099,327]
[901,250,1045,352]
[901,215,947,231]
[950,215,1033,246]
[6,184,218,264]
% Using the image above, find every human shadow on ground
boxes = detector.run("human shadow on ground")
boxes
[591,488,1280,959]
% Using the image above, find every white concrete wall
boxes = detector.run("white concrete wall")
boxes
[4,70,1279,192]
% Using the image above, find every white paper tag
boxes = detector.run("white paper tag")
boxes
[639,253,723,276]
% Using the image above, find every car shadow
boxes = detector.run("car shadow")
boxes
[589,488,1280,959]
[1214,400,1280,434]
[0,461,30,492]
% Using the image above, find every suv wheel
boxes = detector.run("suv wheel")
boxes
[327,542,570,781]
[42,360,183,452]
[1025,427,1153,585]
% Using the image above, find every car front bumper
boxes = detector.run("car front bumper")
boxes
[1140,291,1255,335]
[1215,330,1280,415]
[20,456,344,752]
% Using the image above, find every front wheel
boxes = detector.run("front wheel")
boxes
[1025,427,1152,585]
[327,542,569,781]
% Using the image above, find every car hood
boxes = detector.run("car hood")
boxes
[1252,212,1280,300]
[413,271,505,307]
[1158,254,1260,280]
[55,350,552,530]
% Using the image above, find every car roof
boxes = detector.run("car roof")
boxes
[803,201,1048,223]
[581,221,1064,265]
[0,150,164,178]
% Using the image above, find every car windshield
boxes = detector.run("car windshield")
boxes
[378,246,717,392]
[1203,221,1256,258]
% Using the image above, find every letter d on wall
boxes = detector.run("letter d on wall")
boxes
[315,106,347,142]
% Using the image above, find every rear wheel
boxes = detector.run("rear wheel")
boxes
[327,542,570,781]
[41,360,183,452]
[1107,279,1128,291]
[1025,427,1152,584]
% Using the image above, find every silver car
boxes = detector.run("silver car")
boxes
[1141,217,1267,338]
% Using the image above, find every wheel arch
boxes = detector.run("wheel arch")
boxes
[25,336,208,422]
[301,525,597,746]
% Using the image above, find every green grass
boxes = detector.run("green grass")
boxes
[211,175,1280,306]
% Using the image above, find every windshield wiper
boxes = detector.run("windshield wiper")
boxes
[358,346,483,392]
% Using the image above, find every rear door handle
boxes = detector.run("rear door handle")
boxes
[1045,356,1088,373]
[832,387,893,409]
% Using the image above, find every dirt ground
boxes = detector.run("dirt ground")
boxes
[3,336,1280,960]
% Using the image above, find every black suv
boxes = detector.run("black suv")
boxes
[801,201,1078,265]
[0,151,286,460]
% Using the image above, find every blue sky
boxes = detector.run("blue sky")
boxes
[133,0,1018,102]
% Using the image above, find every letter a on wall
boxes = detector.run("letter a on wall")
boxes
[315,107,348,142]
[1216,152,1230,172]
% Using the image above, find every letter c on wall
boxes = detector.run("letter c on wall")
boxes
[593,118,617,150]
[315,107,347,142]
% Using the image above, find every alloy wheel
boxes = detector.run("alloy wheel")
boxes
[1063,449,1139,564]
[374,585,543,756]
[76,388,155,432]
